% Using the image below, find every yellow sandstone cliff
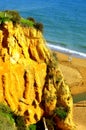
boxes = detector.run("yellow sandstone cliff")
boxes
[0,22,75,130]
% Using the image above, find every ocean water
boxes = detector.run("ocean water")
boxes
[0,0,86,57]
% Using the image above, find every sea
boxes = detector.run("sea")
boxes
[0,0,86,58]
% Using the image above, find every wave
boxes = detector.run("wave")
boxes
[47,43,86,59]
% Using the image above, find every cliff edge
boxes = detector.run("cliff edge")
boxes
[0,11,75,130]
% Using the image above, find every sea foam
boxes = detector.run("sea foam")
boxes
[47,43,86,59]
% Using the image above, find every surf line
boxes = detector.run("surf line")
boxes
[47,43,86,59]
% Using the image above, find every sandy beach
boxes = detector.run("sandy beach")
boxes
[55,52,86,130]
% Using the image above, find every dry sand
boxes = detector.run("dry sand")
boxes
[55,52,86,130]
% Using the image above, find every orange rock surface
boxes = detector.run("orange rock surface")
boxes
[0,22,75,129]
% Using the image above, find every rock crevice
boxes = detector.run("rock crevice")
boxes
[0,22,75,129]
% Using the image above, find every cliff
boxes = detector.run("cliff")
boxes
[0,20,75,130]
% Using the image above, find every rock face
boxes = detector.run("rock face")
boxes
[0,22,75,130]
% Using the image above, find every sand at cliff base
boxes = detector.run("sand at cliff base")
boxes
[55,52,86,130]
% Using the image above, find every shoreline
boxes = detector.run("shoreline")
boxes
[47,43,86,59]
[53,51,86,96]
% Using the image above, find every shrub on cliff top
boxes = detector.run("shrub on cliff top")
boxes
[21,17,34,27]
[0,10,44,32]
[27,17,36,23]
[27,17,44,32]
[4,10,21,24]
[0,10,21,24]
[34,22,44,32]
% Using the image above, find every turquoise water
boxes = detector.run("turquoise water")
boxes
[73,92,86,103]
[0,0,86,54]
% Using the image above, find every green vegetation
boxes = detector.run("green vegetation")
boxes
[0,103,29,130]
[0,103,16,130]
[0,10,20,24]
[27,17,36,23]
[0,10,44,32]
[27,17,44,32]
[34,22,43,32]
[0,103,70,129]
[21,17,34,27]
[54,106,69,120]
[0,10,34,26]
[28,124,36,130]
[0,103,45,130]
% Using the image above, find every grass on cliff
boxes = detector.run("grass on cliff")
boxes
[0,103,16,130]
[0,103,53,130]
[20,17,34,27]
[0,10,44,32]
[0,103,30,130]
[0,103,44,130]
[0,10,34,26]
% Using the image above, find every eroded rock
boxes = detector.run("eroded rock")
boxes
[0,22,75,129]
